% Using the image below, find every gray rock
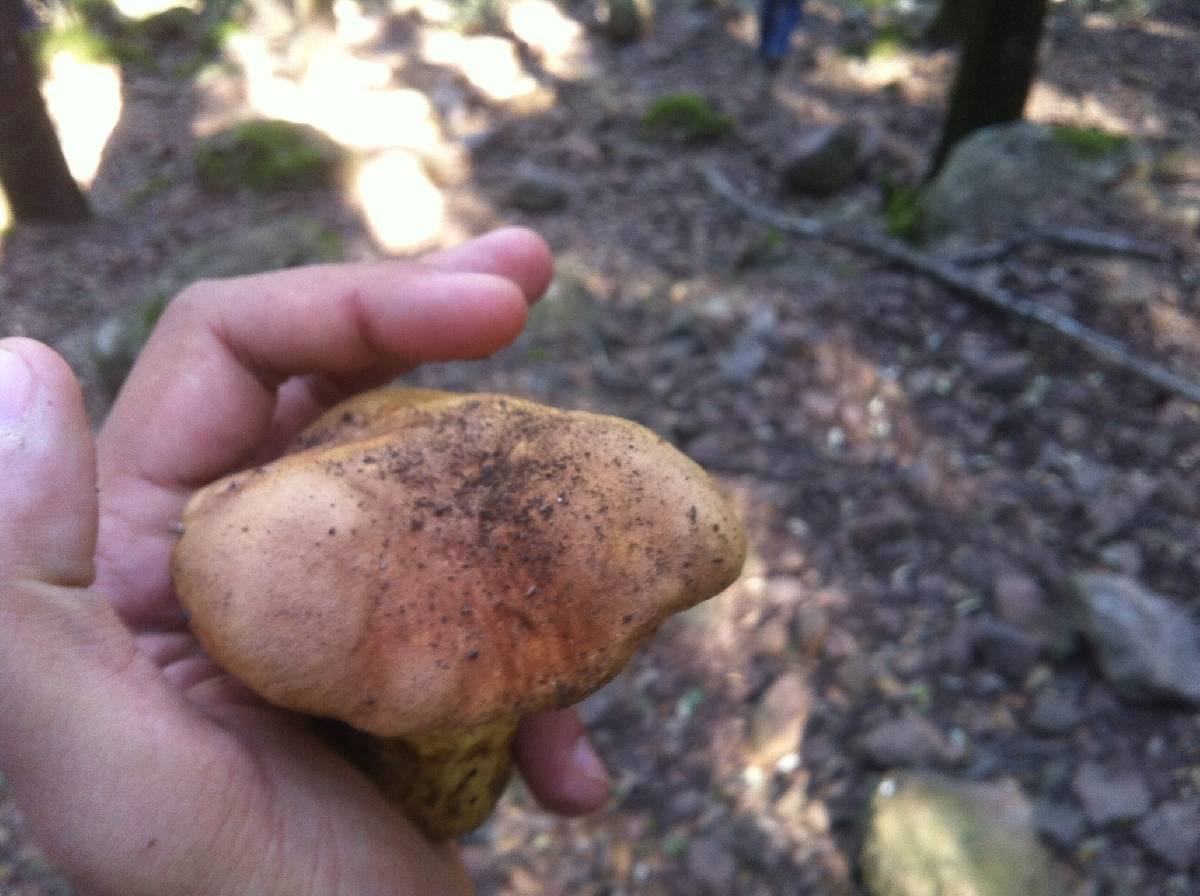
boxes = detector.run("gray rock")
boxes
[857,712,957,767]
[924,121,1127,240]
[1066,572,1200,705]
[1134,800,1200,870]
[1072,762,1152,827]
[861,772,1061,896]
[779,123,861,197]
[1035,800,1088,851]
[973,351,1031,397]
[722,307,777,384]
[1154,146,1200,184]
[603,0,651,42]
[92,218,343,400]
[749,671,811,768]
[972,617,1041,681]
[849,503,915,551]
[1028,683,1086,736]
[1099,541,1144,577]
[506,162,571,213]
[686,835,738,893]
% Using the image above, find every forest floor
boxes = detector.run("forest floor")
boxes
[2,0,1200,893]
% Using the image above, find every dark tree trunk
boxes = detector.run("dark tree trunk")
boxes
[0,0,91,222]
[923,0,968,47]
[927,0,1049,179]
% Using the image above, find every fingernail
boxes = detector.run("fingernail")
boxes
[0,348,33,426]
[570,734,609,788]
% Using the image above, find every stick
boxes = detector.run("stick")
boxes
[948,228,1173,265]
[702,165,1200,406]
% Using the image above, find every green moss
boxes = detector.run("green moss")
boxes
[195,120,346,194]
[880,178,926,244]
[866,21,912,58]
[38,22,142,66]
[642,93,734,143]
[661,831,690,857]
[450,0,504,32]
[1051,125,1129,160]
[733,227,788,271]
[123,172,175,208]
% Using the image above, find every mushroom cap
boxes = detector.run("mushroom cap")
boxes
[172,389,746,737]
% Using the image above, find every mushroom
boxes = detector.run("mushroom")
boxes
[171,387,746,839]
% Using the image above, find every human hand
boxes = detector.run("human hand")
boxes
[0,228,610,896]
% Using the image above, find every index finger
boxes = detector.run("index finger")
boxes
[95,228,552,628]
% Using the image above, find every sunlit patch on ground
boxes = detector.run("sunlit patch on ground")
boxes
[227,32,445,153]
[333,0,386,46]
[41,52,123,186]
[504,0,592,79]
[355,150,445,252]
[111,0,198,17]
[1027,82,1157,136]
[420,30,541,103]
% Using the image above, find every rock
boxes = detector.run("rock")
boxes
[92,217,343,400]
[195,120,347,194]
[1072,762,1152,827]
[857,712,957,767]
[722,307,777,384]
[1134,801,1200,870]
[779,123,862,197]
[749,671,811,768]
[1035,800,1088,852]
[1088,259,1167,308]
[973,351,1031,398]
[1028,682,1086,736]
[685,835,739,894]
[603,0,652,42]
[861,772,1061,896]
[848,503,915,551]
[992,570,1073,657]
[1154,146,1200,184]
[923,121,1127,240]
[1099,541,1144,577]
[1066,572,1200,705]
[506,162,571,213]
[972,617,1041,681]
[791,605,831,658]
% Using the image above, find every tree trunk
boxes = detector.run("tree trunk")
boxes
[923,0,968,47]
[927,0,1049,179]
[0,0,91,223]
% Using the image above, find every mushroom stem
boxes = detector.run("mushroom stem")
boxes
[336,716,520,840]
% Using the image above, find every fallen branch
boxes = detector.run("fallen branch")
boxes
[948,227,1173,266]
[702,165,1200,406]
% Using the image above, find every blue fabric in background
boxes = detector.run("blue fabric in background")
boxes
[759,0,805,67]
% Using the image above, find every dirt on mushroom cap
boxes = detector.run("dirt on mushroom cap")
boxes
[171,389,746,737]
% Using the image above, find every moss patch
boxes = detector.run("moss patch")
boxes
[880,179,927,244]
[195,120,347,194]
[642,93,734,144]
[1051,125,1129,160]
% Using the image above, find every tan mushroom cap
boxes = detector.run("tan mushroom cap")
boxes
[172,389,746,737]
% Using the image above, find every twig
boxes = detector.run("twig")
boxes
[1031,225,1174,262]
[703,165,1200,406]
[948,228,1174,266]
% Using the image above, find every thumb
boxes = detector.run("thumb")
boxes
[0,338,96,584]
[0,340,149,871]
